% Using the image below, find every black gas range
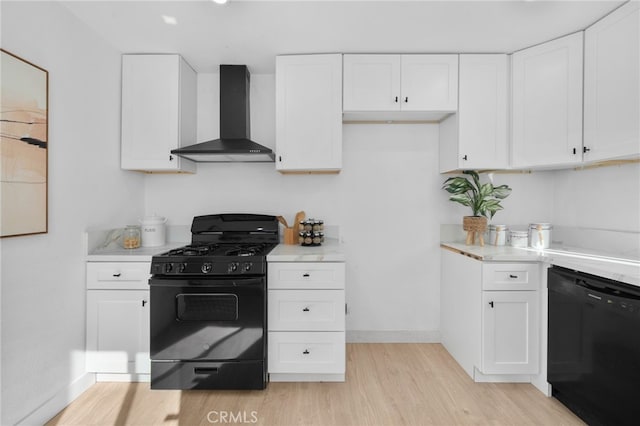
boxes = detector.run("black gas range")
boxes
[149,213,278,390]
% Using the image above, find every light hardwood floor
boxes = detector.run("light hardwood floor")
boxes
[47,344,584,425]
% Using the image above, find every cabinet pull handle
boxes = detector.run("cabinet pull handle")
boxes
[279,156,282,162]
[113,273,121,277]
[489,301,494,308]
[394,96,399,103]
[194,367,219,375]
[509,274,518,279]
[303,349,310,355]
[302,273,310,278]
[462,155,468,161]
[572,147,577,155]
[583,146,591,153]
[302,307,310,312]
[169,154,174,161]
[404,97,408,103]
[142,300,147,307]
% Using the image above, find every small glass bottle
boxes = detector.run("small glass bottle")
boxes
[123,225,141,249]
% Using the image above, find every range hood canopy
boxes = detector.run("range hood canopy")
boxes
[171,65,275,163]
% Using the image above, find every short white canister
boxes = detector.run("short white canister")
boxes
[139,214,167,247]
[528,223,552,249]
[510,230,528,248]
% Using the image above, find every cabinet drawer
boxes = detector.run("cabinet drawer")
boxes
[268,332,345,374]
[268,262,345,289]
[268,290,345,331]
[482,263,539,291]
[87,262,150,290]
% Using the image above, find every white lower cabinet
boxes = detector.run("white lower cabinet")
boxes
[86,261,151,380]
[441,248,540,382]
[268,262,345,382]
[481,290,539,375]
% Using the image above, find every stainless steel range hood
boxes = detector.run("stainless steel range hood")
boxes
[171,65,275,162]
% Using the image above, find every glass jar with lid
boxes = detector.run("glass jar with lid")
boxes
[123,225,141,249]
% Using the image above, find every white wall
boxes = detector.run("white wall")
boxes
[552,163,640,232]
[1,2,145,424]
[146,73,561,341]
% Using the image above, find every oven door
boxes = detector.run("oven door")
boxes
[149,276,266,362]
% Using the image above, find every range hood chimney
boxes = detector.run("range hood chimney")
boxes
[171,65,275,162]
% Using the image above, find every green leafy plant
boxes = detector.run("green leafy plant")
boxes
[442,170,512,219]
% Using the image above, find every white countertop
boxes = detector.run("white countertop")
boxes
[441,241,640,287]
[86,239,345,263]
[86,242,188,262]
[267,239,345,262]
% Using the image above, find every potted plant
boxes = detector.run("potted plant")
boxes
[442,170,512,245]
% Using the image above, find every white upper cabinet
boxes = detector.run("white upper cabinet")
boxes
[440,54,509,172]
[275,54,343,173]
[121,54,196,173]
[511,32,584,169]
[343,54,458,121]
[584,1,640,162]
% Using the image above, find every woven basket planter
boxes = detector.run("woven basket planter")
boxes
[463,216,488,232]
[463,216,487,246]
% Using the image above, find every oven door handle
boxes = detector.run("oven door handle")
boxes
[149,277,264,288]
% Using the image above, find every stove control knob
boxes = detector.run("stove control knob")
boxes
[201,263,213,274]
[228,262,239,273]
[164,263,173,273]
[178,262,187,273]
[242,262,252,272]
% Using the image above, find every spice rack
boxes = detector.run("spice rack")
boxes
[298,218,325,246]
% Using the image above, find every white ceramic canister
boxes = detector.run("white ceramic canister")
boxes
[488,224,508,246]
[139,214,167,247]
[510,230,528,248]
[528,223,552,249]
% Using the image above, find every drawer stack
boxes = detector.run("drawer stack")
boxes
[267,262,346,382]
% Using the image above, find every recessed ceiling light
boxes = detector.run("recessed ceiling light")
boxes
[212,0,228,4]
[162,15,177,25]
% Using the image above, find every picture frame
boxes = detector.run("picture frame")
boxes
[1,48,49,238]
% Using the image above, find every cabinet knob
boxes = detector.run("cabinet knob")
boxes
[302,307,310,312]
[169,154,174,161]
[509,274,518,279]
[404,97,408,103]
[572,148,577,155]
[489,301,494,308]
[462,155,468,161]
[142,300,147,307]
[394,96,399,103]
[279,156,282,162]
[583,146,591,154]
[303,349,310,355]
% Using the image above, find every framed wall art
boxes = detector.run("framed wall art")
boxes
[1,48,48,238]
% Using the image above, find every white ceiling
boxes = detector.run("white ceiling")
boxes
[60,0,625,74]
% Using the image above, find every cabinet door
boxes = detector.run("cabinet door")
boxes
[275,54,342,172]
[440,55,508,172]
[343,54,401,111]
[86,290,150,374]
[121,55,196,172]
[401,55,458,111]
[481,291,539,375]
[511,33,584,168]
[584,1,640,162]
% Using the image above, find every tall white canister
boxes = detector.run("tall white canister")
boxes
[528,223,552,249]
[139,214,167,247]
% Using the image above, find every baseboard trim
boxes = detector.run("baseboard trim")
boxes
[17,373,95,425]
[96,373,150,383]
[346,330,441,343]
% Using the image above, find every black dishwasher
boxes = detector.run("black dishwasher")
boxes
[548,265,640,426]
